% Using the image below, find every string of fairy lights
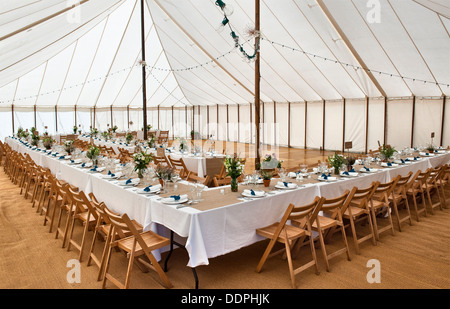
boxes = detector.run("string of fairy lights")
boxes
[1,33,448,104]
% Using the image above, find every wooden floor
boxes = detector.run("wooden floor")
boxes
[184,139,337,173]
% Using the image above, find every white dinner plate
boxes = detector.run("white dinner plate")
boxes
[136,188,161,195]
[160,196,189,204]
[275,183,298,189]
[242,190,266,198]
[340,172,358,177]
[317,176,337,182]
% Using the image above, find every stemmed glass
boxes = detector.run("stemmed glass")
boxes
[251,170,259,188]
[278,167,287,183]
[172,172,181,192]
[161,173,169,193]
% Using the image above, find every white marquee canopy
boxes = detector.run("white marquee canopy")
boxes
[0,0,449,151]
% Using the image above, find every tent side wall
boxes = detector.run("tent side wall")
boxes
[1,97,448,153]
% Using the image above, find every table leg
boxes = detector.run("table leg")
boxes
[164,230,199,289]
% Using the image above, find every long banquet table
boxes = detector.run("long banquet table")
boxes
[6,137,450,274]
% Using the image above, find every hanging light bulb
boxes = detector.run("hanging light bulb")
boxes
[216,16,229,33]
[215,0,233,16]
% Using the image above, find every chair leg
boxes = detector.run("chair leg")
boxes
[348,216,360,255]
[256,238,277,273]
[339,225,351,261]
[284,240,296,289]
[317,229,330,272]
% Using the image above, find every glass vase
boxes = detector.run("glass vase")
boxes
[231,177,238,192]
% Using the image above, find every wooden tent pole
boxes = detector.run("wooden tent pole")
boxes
[141,0,148,140]
[254,0,261,169]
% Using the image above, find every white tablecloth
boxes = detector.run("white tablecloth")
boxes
[7,137,450,268]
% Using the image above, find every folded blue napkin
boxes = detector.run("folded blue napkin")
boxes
[125,178,132,185]
[387,162,392,166]
[170,195,181,201]
[143,185,152,192]
[90,165,98,172]
[364,166,370,171]
[70,160,75,163]
[250,189,256,196]
[321,173,328,180]
[81,163,86,167]
[59,156,65,160]
[107,170,115,177]
[283,182,289,187]
[401,159,405,164]
[350,168,355,172]
[342,171,349,175]
[405,158,410,162]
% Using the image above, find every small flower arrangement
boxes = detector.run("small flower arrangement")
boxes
[133,151,153,178]
[90,127,99,137]
[224,154,245,192]
[112,125,118,133]
[101,130,112,140]
[42,136,55,150]
[155,164,176,181]
[73,125,78,134]
[147,133,156,148]
[177,137,188,151]
[426,143,436,153]
[379,144,396,161]
[125,132,133,144]
[328,152,346,174]
[64,140,75,154]
[86,145,100,164]
[31,132,40,146]
[17,127,23,138]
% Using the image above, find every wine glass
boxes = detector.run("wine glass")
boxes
[300,164,308,175]
[278,167,287,182]
[172,173,181,192]
[251,170,259,188]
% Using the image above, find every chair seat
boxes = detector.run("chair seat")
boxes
[100,220,143,237]
[256,223,307,243]
[343,206,367,218]
[370,199,387,209]
[312,215,341,230]
[77,211,97,223]
[117,231,170,255]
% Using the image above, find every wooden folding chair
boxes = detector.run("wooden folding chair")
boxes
[435,164,448,208]
[369,177,399,240]
[212,176,231,187]
[425,166,445,214]
[87,193,143,281]
[168,155,191,179]
[342,183,378,254]
[186,173,211,186]
[406,169,429,221]
[66,189,98,262]
[388,172,413,231]
[153,155,171,167]
[102,208,172,289]
[256,197,321,288]
[312,190,352,272]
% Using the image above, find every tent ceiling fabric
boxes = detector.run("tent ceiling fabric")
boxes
[0,0,449,109]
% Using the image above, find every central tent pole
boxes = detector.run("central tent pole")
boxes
[141,0,148,140]
[254,0,261,170]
